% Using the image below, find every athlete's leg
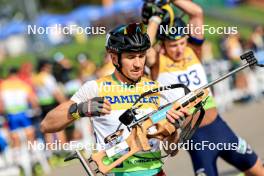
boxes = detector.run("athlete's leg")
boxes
[189,148,218,176]
[24,127,35,142]
[7,113,22,147]
[18,113,35,142]
[217,117,263,175]
[10,132,20,147]
[188,117,222,176]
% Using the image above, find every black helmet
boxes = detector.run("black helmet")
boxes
[157,17,187,41]
[106,23,150,84]
[105,23,151,53]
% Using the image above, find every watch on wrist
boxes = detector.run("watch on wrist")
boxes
[69,103,81,120]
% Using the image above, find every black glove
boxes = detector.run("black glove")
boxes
[142,0,169,24]
[78,97,105,117]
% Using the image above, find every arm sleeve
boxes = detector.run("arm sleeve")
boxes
[70,80,98,104]
[188,36,205,46]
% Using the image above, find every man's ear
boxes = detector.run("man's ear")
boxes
[110,53,119,67]
[160,42,166,55]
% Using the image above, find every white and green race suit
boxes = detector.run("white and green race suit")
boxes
[71,74,164,176]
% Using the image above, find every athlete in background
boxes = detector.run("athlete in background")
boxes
[0,68,39,147]
[33,59,67,144]
[143,0,264,175]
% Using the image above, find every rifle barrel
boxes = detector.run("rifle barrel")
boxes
[201,62,250,90]
[128,61,253,129]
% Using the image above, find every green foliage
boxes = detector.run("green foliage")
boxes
[0,36,106,78]
[48,35,106,65]
[1,4,263,75]
[216,4,264,25]
[204,16,253,58]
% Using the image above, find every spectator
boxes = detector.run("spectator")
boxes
[76,52,97,82]
[224,33,251,101]
[95,52,115,78]
[53,52,73,84]
[248,25,264,52]
[18,62,35,91]
[201,41,215,63]
[33,59,67,144]
[53,52,82,97]
[219,34,229,60]
[225,33,243,63]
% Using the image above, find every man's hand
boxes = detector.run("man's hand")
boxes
[78,97,111,117]
[164,107,189,156]
[166,107,189,128]
[163,130,180,156]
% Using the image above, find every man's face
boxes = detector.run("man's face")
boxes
[44,64,52,73]
[114,51,146,82]
[164,37,187,62]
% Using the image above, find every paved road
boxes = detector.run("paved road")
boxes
[48,99,264,176]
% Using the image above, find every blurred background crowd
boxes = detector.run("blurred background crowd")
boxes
[0,0,264,175]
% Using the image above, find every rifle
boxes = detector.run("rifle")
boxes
[65,51,263,176]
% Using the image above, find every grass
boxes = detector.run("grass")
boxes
[0,35,106,77]
[194,0,264,25]
[0,54,36,77]
[1,4,264,74]
[48,35,106,65]
[216,4,264,25]
[204,16,253,58]
[191,2,264,58]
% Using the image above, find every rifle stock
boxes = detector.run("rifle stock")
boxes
[77,88,209,175]
[91,127,142,174]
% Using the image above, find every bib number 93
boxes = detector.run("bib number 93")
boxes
[177,70,201,86]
